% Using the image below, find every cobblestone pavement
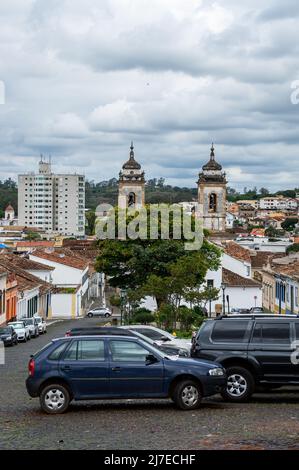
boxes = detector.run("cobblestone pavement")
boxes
[0,318,299,450]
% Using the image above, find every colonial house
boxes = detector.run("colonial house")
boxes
[0,268,7,325]
[0,257,53,320]
[29,249,97,318]
[262,254,299,315]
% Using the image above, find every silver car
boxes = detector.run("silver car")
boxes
[22,318,40,338]
[86,307,112,318]
[34,316,47,334]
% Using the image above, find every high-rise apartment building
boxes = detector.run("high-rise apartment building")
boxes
[18,158,85,236]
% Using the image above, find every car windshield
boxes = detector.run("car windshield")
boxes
[35,317,42,323]
[11,323,23,329]
[0,327,10,334]
[24,319,33,325]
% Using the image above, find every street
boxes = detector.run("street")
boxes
[0,318,299,450]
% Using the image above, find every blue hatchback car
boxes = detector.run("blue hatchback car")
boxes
[26,335,226,414]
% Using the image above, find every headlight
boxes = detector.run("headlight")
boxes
[6,336,12,340]
[178,349,189,357]
[208,368,224,376]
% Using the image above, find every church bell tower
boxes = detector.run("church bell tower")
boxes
[118,142,145,210]
[197,144,227,232]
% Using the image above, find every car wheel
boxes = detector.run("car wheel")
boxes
[40,384,70,414]
[87,313,93,318]
[105,313,110,317]
[221,366,255,403]
[173,380,202,410]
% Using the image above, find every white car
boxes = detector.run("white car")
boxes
[34,316,47,334]
[86,307,112,318]
[9,321,31,342]
[121,325,192,350]
[22,318,39,338]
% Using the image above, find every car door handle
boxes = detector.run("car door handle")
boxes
[111,367,121,372]
[61,365,71,371]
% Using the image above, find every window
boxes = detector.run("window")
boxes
[252,323,290,344]
[207,279,214,288]
[295,323,299,340]
[209,193,217,212]
[63,340,105,361]
[211,321,250,343]
[48,342,68,360]
[131,328,165,341]
[110,340,150,362]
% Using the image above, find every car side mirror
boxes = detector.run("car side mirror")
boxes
[146,354,158,365]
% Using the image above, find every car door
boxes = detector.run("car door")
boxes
[293,323,299,381]
[108,339,165,397]
[248,321,295,381]
[59,338,110,398]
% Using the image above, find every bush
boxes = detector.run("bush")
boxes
[131,308,155,325]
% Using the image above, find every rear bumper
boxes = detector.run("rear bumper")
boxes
[26,377,42,398]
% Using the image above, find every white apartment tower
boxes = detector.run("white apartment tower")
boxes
[18,158,85,236]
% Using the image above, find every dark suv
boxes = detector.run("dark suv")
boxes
[191,314,299,402]
[26,335,226,414]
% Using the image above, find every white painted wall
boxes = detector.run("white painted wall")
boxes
[226,286,262,310]
[51,293,73,318]
[17,287,40,320]
[222,253,251,278]
[26,269,53,283]
[29,255,87,287]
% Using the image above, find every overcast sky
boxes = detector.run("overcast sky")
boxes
[0,0,299,191]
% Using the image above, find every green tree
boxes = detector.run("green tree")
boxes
[286,243,299,255]
[96,206,221,328]
[281,218,298,232]
[85,210,96,235]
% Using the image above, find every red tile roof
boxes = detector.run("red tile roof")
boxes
[223,268,261,287]
[222,241,253,263]
[32,250,89,270]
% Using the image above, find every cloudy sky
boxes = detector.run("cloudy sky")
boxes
[0,0,299,191]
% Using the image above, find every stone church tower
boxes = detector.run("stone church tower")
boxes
[197,144,227,232]
[118,142,145,210]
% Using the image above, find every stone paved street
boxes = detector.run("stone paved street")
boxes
[0,318,299,450]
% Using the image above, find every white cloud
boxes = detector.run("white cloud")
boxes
[0,0,298,191]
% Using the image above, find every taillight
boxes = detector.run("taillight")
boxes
[65,331,71,337]
[28,358,35,377]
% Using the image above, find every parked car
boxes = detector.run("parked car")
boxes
[122,325,192,350]
[0,326,18,346]
[249,307,264,313]
[26,335,226,414]
[65,326,190,357]
[34,316,47,334]
[22,318,40,338]
[230,308,250,314]
[86,307,112,318]
[191,314,299,402]
[9,321,31,342]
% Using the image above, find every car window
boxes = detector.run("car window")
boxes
[63,340,105,361]
[296,323,299,340]
[256,323,290,344]
[48,342,68,360]
[132,328,166,341]
[211,321,250,343]
[110,340,150,362]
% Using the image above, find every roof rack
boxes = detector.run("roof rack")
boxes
[217,313,299,320]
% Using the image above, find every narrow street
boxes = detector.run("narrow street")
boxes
[0,318,299,450]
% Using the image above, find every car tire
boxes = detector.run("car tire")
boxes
[105,313,110,318]
[87,313,93,318]
[172,380,202,411]
[221,366,255,403]
[40,384,71,414]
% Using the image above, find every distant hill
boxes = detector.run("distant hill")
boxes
[1,177,298,214]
